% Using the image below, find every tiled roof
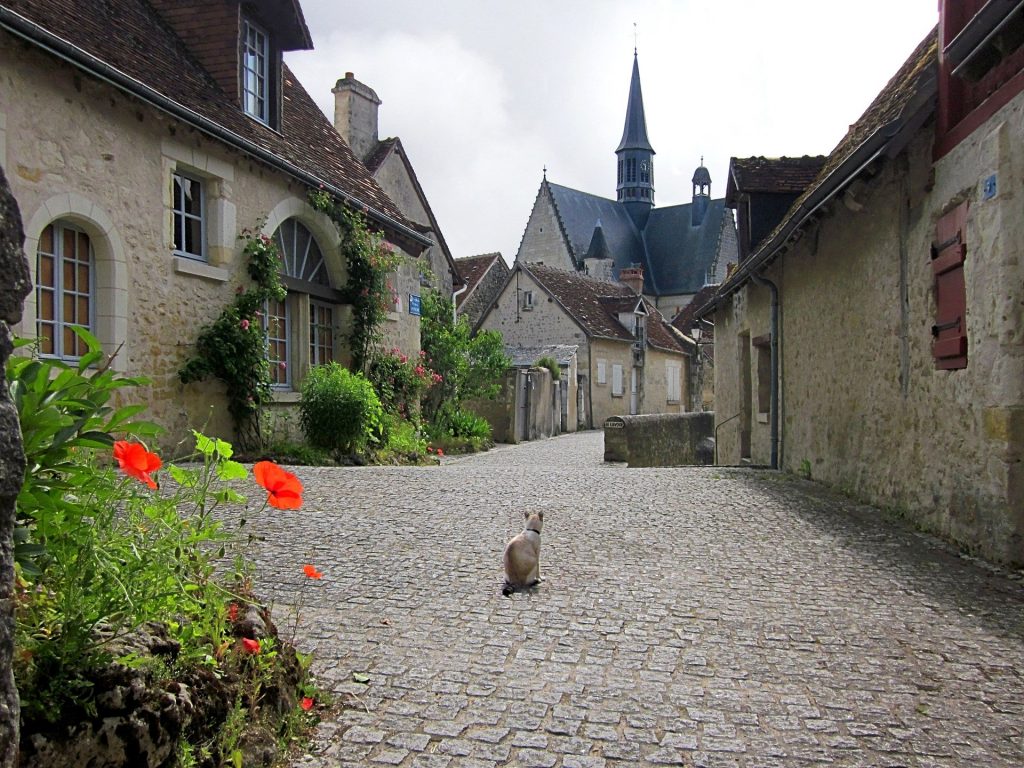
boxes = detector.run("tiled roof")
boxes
[524,264,685,355]
[0,0,414,232]
[363,137,399,173]
[726,156,828,201]
[544,182,726,297]
[671,284,719,332]
[454,253,505,306]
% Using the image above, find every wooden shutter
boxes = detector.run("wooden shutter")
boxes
[931,201,968,370]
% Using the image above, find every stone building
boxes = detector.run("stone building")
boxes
[697,0,1024,565]
[0,0,434,450]
[476,262,689,429]
[515,54,738,321]
[332,73,464,351]
[454,252,509,328]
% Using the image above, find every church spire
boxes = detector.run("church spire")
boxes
[616,52,655,227]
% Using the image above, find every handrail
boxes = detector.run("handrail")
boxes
[713,412,742,465]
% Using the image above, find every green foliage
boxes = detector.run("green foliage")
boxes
[367,347,440,419]
[179,228,286,449]
[535,356,561,381]
[309,191,404,372]
[433,407,492,441]
[299,363,383,457]
[375,413,429,463]
[419,290,509,425]
[266,441,332,466]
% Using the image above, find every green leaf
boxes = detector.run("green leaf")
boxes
[214,489,246,505]
[214,438,233,460]
[193,431,215,456]
[168,465,199,488]
[216,460,248,481]
[352,672,370,684]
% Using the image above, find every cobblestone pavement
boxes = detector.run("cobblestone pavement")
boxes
[251,431,1024,767]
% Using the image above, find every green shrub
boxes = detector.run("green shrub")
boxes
[374,413,428,463]
[535,356,560,381]
[432,406,492,441]
[299,363,383,457]
[367,347,439,418]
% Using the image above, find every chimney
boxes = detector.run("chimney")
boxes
[332,72,381,163]
[619,265,644,295]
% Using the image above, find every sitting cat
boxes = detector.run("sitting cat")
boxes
[502,511,543,597]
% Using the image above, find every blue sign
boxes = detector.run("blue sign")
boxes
[409,294,421,316]
[983,174,997,201]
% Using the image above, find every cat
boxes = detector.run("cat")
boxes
[502,511,543,597]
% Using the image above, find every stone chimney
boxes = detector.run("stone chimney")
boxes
[619,265,644,295]
[332,72,381,163]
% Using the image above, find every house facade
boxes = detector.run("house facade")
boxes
[515,54,738,321]
[477,263,690,429]
[0,0,432,450]
[699,1,1024,565]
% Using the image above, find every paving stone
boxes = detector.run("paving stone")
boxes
[229,432,1024,768]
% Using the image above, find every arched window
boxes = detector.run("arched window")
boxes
[264,218,337,389]
[36,221,94,360]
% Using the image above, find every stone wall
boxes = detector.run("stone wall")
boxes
[0,37,363,453]
[460,259,509,329]
[0,162,31,768]
[603,412,714,467]
[714,91,1024,564]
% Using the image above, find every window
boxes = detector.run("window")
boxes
[596,359,607,385]
[310,301,334,366]
[171,172,205,261]
[617,159,623,185]
[626,158,636,183]
[931,202,969,370]
[264,296,290,388]
[666,360,681,403]
[611,363,624,396]
[242,19,269,123]
[521,290,534,310]
[754,335,771,414]
[36,222,93,360]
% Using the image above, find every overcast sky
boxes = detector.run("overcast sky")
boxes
[287,1,938,265]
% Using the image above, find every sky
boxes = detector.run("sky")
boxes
[286,1,939,265]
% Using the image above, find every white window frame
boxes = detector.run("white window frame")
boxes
[611,363,624,397]
[36,221,95,361]
[264,296,291,389]
[596,359,607,385]
[171,171,206,261]
[242,19,269,123]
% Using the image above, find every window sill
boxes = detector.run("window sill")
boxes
[757,412,769,424]
[611,393,624,398]
[667,399,680,405]
[270,390,300,404]
[174,256,229,282]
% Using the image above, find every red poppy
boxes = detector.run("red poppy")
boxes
[227,603,239,622]
[303,564,323,580]
[253,461,303,509]
[113,441,161,489]
[241,638,260,655]
[436,448,444,457]
[301,697,314,711]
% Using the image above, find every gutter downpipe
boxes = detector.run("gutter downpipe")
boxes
[749,271,779,470]
[452,282,468,325]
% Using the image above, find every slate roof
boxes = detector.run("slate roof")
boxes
[0,0,419,239]
[616,54,654,153]
[454,252,505,307]
[523,264,685,355]
[700,26,938,313]
[545,182,727,296]
[725,156,828,202]
[506,345,579,367]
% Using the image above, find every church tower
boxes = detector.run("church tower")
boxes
[616,52,655,228]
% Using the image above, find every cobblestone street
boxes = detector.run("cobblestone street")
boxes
[252,431,1024,767]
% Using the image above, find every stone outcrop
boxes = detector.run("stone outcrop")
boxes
[0,163,32,768]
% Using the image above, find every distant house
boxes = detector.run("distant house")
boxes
[0,0,431,449]
[477,263,689,429]
[332,73,463,350]
[698,0,1024,565]
[515,54,737,321]
[455,252,509,328]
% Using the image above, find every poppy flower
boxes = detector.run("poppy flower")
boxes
[253,461,303,509]
[436,448,444,457]
[301,697,314,711]
[303,564,323,580]
[241,638,260,655]
[227,603,239,622]
[113,441,161,489]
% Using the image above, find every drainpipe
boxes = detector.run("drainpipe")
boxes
[750,272,779,469]
[452,282,468,325]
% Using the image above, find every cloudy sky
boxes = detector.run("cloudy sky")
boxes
[287,1,938,264]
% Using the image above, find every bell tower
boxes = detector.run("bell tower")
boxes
[616,52,655,228]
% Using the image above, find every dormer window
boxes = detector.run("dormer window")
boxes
[242,19,269,123]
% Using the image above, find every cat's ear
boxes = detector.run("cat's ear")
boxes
[523,511,530,520]
[538,511,544,520]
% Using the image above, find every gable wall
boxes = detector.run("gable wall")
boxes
[515,189,577,272]
[460,260,508,329]
[714,92,1024,564]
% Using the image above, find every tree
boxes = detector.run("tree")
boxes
[419,291,508,424]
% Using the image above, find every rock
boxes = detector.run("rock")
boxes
[0,162,32,768]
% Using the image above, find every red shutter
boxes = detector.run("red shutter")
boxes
[931,202,969,370]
